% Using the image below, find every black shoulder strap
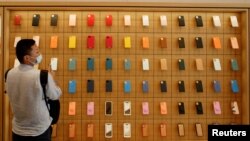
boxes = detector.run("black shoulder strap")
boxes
[40,70,50,111]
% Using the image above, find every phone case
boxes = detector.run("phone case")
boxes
[50,57,58,71]
[231,101,239,115]
[50,35,58,48]
[68,58,76,71]
[106,80,112,92]
[230,37,239,49]
[178,37,185,48]
[124,58,131,70]
[142,36,149,48]
[124,80,131,93]
[68,101,76,115]
[14,36,21,48]
[213,80,221,93]
[178,123,185,136]
[213,58,222,71]
[213,101,221,114]
[124,15,131,26]
[142,102,149,115]
[212,15,221,27]
[178,59,185,70]
[69,123,76,138]
[105,123,113,138]
[230,16,239,27]
[213,37,221,49]
[106,36,113,48]
[195,58,204,71]
[105,101,113,116]
[196,101,203,114]
[160,37,167,48]
[87,123,94,138]
[87,35,95,49]
[195,15,203,27]
[231,80,239,93]
[178,80,185,92]
[195,37,203,48]
[106,15,112,26]
[178,102,185,114]
[142,124,148,137]
[87,80,94,93]
[231,59,239,71]
[196,123,203,136]
[69,14,76,26]
[87,102,94,115]
[124,101,131,116]
[160,80,167,92]
[51,124,57,137]
[195,80,203,93]
[33,36,40,47]
[142,81,149,93]
[87,14,95,27]
[142,59,149,71]
[160,102,167,115]
[178,15,185,26]
[14,15,21,25]
[87,58,94,71]
[160,15,167,27]
[142,15,149,27]
[106,58,112,70]
[50,14,58,26]
[69,36,76,48]
[123,123,131,138]
[160,58,167,70]
[32,14,40,26]
[124,36,131,48]
[68,80,76,94]
[160,123,167,137]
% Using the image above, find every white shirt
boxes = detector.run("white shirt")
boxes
[6,64,62,136]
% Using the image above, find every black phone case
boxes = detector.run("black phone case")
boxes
[178,80,185,92]
[178,16,185,26]
[195,37,203,48]
[160,80,167,92]
[195,16,203,27]
[50,14,58,26]
[178,59,185,70]
[32,14,40,26]
[87,80,94,93]
[106,80,112,92]
[105,102,112,115]
[196,102,203,114]
[195,80,203,93]
[178,37,185,48]
[178,102,185,114]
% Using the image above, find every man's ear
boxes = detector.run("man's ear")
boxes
[23,55,30,63]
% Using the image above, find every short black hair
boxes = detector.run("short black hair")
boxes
[16,39,35,63]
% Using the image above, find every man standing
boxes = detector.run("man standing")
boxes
[5,39,62,141]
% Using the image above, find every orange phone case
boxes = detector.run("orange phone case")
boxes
[142,37,149,48]
[178,123,185,136]
[69,123,76,138]
[213,37,221,49]
[160,123,167,136]
[160,102,167,115]
[142,123,148,137]
[68,101,76,115]
[196,123,203,136]
[50,36,58,48]
[195,58,204,71]
[87,123,94,138]
[160,37,167,48]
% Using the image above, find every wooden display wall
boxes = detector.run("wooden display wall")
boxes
[3,6,248,141]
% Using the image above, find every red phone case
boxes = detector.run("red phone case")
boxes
[87,36,95,49]
[14,15,21,25]
[87,14,95,27]
[106,36,113,48]
[106,15,112,26]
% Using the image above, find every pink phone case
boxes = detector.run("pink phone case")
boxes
[87,102,94,115]
[213,101,221,114]
[142,102,149,115]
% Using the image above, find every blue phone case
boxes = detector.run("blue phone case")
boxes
[142,80,149,93]
[106,58,112,70]
[124,80,131,93]
[68,80,76,94]
[231,59,239,71]
[87,58,94,71]
[124,59,131,70]
[213,80,221,93]
[231,80,239,93]
[68,58,76,71]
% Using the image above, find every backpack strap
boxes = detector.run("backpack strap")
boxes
[4,68,12,93]
[40,70,50,112]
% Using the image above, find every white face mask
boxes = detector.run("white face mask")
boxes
[30,54,43,65]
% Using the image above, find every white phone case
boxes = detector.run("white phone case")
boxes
[124,15,131,26]
[123,101,131,116]
[160,15,167,27]
[69,14,76,26]
[230,16,239,27]
[105,123,113,138]
[231,101,239,115]
[123,123,131,138]
[142,15,149,27]
[142,59,149,71]
[212,16,221,27]
[50,58,58,71]
[213,58,222,71]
